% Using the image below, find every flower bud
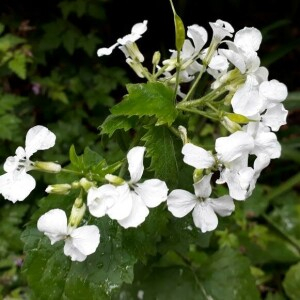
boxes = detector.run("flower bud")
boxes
[105,174,125,185]
[34,161,61,173]
[178,125,189,144]
[79,178,95,192]
[152,51,161,66]
[45,184,71,195]
[69,196,86,228]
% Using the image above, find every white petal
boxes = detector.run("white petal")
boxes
[252,130,281,159]
[106,184,133,220]
[208,195,235,216]
[210,19,234,41]
[131,20,148,35]
[135,179,168,208]
[117,192,149,228]
[25,125,56,158]
[37,209,68,244]
[216,131,254,163]
[182,143,215,169]
[127,146,145,183]
[254,154,270,174]
[0,171,36,203]
[192,202,218,233]
[219,48,246,73]
[187,24,208,52]
[167,189,197,218]
[231,80,262,117]
[262,104,288,131]
[193,173,213,198]
[97,43,119,57]
[234,27,262,53]
[70,225,100,256]
[64,239,87,262]
[209,55,229,71]
[259,79,288,102]
[87,185,117,218]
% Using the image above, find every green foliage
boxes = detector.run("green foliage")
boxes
[142,125,181,189]
[21,196,136,299]
[283,262,300,300]
[111,82,178,126]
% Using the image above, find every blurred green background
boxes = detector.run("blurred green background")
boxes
[0,0,299,299]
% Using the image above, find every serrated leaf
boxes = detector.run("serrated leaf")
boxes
[111,82,177,126]
[21,195,137,300]
[100,115,138,137]
[283,262,300,300]
[142,125,180,189]
[0,33,25,52]
[8,52,26,79]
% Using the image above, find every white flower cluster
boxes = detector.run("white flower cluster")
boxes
[97,19,288,233]
[0,18,288,262]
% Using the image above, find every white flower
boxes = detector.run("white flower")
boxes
[261,104,288,131]
[209,20,234,42]
[88,146,168,228]
[0,125,56,202]
[97,20,148,58]
[167,173,235,232]
[37,209,100,262]
[181,143,215,169]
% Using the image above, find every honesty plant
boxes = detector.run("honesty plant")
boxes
[0,2,289,298]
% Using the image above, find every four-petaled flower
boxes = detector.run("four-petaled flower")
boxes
[88,146,169,228]
[37,209,100,262]
[167,173,235,232]
[0,125,58,202]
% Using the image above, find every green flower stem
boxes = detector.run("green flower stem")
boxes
[61,168,83,175]
[177,106,219,121]
[177,86,227,109]
[172,53,181,104]
[182,66,206,102]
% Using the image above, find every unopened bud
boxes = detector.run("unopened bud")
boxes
[34,161,61,173]
[152,51,161,66]
[69,196,86,228]
[105,174,125,185]
[46,184,71,195]
[79,178,95,192]
[178,125,189,144]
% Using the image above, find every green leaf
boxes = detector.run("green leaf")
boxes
[122,206,168,263]
[142,125,180,189]
[0,34,25,52]
[62,29,77,54]
[21,195,137,300]
[198,248,260,300]
[8,52,26,79]
[111,82,177,126]
[100,115,138,137]
[283,262,300,300]
[69,145,85,170]
[120,248,259,300]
